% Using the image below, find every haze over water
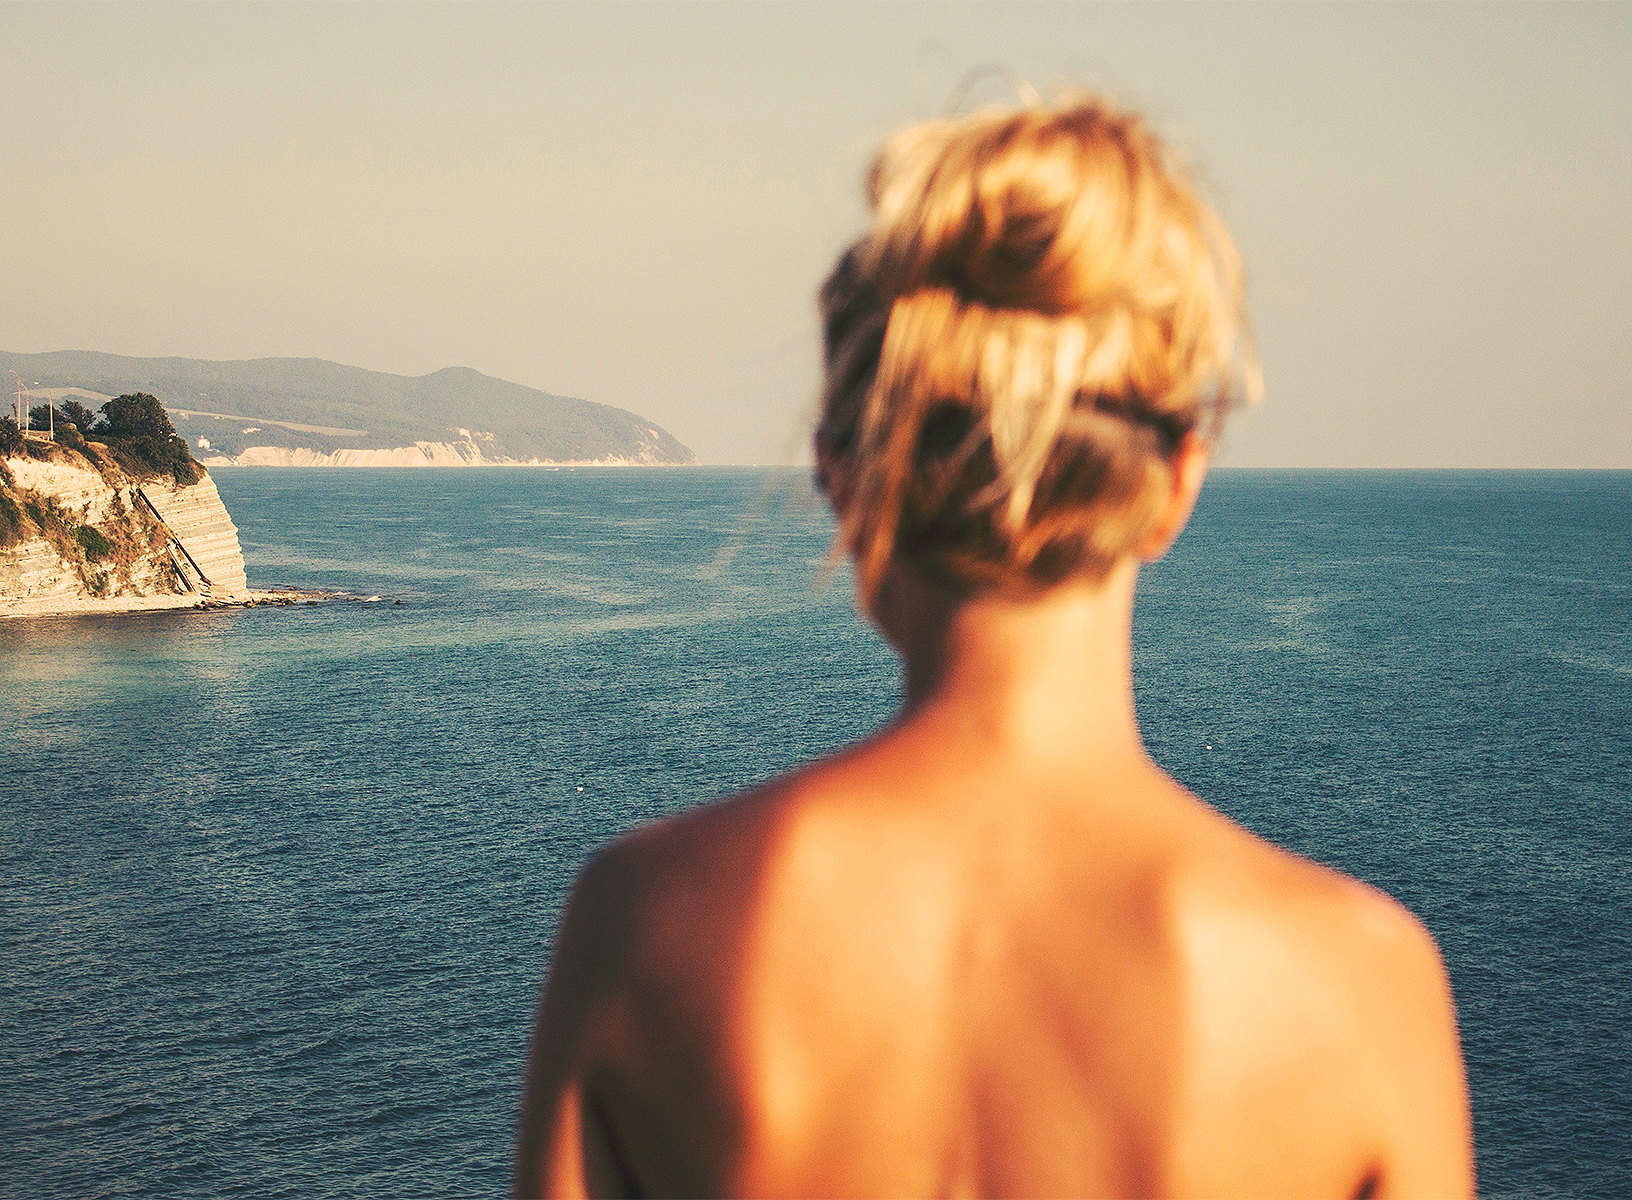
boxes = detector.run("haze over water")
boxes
[2,467,1629,1196]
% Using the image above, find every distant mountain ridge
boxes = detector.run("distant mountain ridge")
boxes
[1,350,695,466]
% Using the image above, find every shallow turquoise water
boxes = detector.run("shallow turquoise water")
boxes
[2,467,1628,1196]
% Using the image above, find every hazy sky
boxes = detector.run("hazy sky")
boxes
[3,2,1628,466]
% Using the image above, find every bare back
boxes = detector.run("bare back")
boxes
[515,94,1473,1195]
[514,702,1473,1198]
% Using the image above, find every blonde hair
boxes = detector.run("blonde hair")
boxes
[817,92,1258,606]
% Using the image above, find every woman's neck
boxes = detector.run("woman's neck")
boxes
[875,561,1147,764]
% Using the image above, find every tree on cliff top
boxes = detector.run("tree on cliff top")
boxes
[61,400,96,433]
[94,393,202,484]
[100,393,175,440]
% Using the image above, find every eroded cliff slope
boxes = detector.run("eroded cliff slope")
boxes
[1,441,248,617]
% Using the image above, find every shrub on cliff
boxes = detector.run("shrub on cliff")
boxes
[0,416,22,457]
[28,404,87,449]
[75,525,112,561]
[0,492,23,548]
[24,497,55,528]
[93,394,202,485]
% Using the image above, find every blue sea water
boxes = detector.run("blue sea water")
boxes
[1,467,1628,1198]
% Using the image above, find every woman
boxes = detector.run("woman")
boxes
[514,94,1474,1199]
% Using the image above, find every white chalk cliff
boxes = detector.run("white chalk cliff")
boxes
[198,430,677,468]
[138,473,250,597]
[1,445,249,616]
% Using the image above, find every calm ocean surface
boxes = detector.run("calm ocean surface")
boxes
[2,467,1628,1197]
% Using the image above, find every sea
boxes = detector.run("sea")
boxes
[2,467,1628,1198]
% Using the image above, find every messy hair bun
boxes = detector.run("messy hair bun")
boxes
[817,92,1258,605]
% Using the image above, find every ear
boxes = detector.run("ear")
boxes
[1135,432,1209,561]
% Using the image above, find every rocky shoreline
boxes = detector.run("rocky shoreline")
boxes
[0,586,402,620]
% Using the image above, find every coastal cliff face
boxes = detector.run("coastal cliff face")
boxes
[139,474,249,596]
[1,443,248,617]
[209,437,677,468]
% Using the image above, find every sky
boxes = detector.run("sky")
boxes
[2,1,1628,467]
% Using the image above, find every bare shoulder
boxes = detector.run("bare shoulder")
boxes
[513,777,812,1198]
[1165,797,1473,1198]
[558,773,812,991]
[1170,802,1451,1032]
[597,729,925,893]
[550,731,905,998]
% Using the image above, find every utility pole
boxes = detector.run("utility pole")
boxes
[11,372,51,441]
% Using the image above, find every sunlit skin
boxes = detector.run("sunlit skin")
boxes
[513,437,1475,1198]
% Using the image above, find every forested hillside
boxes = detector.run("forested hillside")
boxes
[1,351,695,465]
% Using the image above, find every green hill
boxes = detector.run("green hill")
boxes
[1,351,695,465]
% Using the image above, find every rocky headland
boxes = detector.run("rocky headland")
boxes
[0,437,256,619]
